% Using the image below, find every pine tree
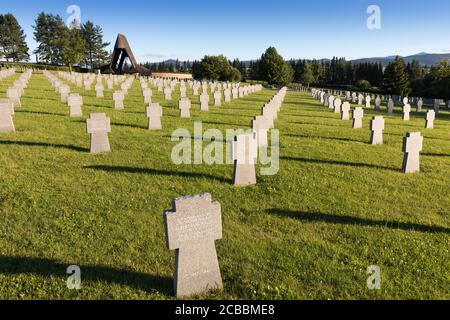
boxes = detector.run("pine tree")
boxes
[382,57,411,96]
[33,13,67,64]
[59,21,86,71]
[0,13,30,62]
[301,62,314,87]
[257,47,293,85]
[82,21,110,70]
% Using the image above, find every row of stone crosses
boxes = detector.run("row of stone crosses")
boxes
[297,85,450,113]
[164,88,287,298]
[0,68,32,133]
[310,88,425,174]
[38,70,266,153]
[46,70,263,119]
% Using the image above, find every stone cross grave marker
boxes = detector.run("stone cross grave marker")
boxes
[328,96,335,109]
[369,116,385,145]
[402,132,423,173]
[95,85,104,98]
[387,98,394,114]
[180,86,187,98]
[200,93,209,111]
[179,97,191,118]
[232,88,238,100]
[375,96,381,111]
[334,98,342,114]
[0,100,15,132]
[68,94,83,117]
[224,89,231,102]
[252,116,271,147]
[365,96,372,109]
[192,84,199,96]
[358,94,364,105]
[86,113,111,154]
[323,93,329,107]
[425,110,435,129]
[341,102,351,120]
[417,98,423,112]
[352,107,364,129]
[164,193,223,298]
[143,88,152,104]
[433,100,440,115]
[232,133,258,187]
[164,87,172,100]
[60,86,70,103]
[7,88,21,107]
[214,90,222,107]
[147,103,163,130]
[113,91,125,110]
[403,104,411,121]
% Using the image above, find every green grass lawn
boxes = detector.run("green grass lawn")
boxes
[0,71,449,300]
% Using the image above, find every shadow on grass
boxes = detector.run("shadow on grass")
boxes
[0,256,173,295]
[15,110,67,117]
[422,153,450,158]
[268,209,450,235]
[84,165,232,183]
[286,134,364,144]
[111,122,147,130]
[288,121,348,128]
[283,114,335,120]
[202,121,248,128]
[0,140,88,152]
[281,156,400,172]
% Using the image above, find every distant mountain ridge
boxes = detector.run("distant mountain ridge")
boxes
[350,53,450,66]
[147,53,450,67]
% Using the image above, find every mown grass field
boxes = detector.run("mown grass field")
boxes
[0,71,449,300]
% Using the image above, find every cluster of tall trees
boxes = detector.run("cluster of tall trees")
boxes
[0,13,30,62]
[0,12,110,71]
[289,58,384,88]
[192,55,241,82]
[142,59,192,73]
[33,12,110,70]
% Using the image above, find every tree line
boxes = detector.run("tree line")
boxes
[0,12,110,71]
[1,11,449,99]
[166,48,449,100]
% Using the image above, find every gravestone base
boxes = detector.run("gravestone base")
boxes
[402,153,420,173]
[0,118,15,132]
[180,109,190,118]
[370,131,383,145]
[115,101,124,110]
[233,163,256,186]
[352,119,362,129]
[90,132,111,154]
[148,118,162,130]
[70,105,82,117]
[174,242,223,298]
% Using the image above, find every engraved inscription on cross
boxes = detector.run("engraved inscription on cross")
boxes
[164,193,223,298]
[87,113,111,154]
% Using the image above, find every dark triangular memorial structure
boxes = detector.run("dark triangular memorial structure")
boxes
[102,34,151,76]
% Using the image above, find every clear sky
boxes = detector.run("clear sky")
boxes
[1,0,450,62]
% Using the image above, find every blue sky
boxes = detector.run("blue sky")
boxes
[1,0,450,62]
